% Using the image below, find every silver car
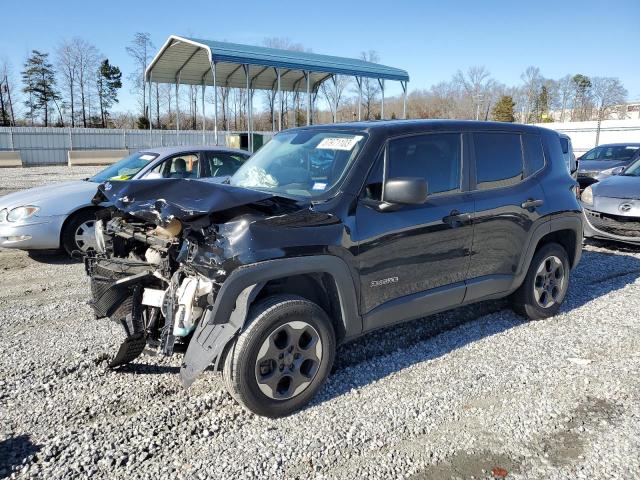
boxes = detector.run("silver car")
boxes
[0,146,249,255]
[581,157,640,245]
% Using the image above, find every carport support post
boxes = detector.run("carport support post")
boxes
[244,65,252,153]
[305,71,310,126]
[148,73,153,133]
[201,78,206,144]
[356,77,362,121]
[212,61,218,145]
[333,75,338,123]
[277,68,282,132]
[175,74,181,142]
[401,81,407,119]
[378,78,385,119]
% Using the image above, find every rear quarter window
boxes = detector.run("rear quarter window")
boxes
[559,137,569,154]
[473,132,523,189]
[522,135,545,176]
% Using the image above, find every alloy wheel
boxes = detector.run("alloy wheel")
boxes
[254,320,323,400]
[533,255,566,309]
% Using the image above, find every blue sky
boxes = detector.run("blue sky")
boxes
[2,0,639,113]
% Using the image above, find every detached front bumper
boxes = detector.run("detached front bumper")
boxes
[0,215,66,250]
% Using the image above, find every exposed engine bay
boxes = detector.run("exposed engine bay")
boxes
[85,178,303,370]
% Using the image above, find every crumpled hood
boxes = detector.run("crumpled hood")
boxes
[95,178,304,225]
[592,174,640,199]
[0,180,99,212]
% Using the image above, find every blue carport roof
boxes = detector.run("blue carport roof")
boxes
[146,35,409,92]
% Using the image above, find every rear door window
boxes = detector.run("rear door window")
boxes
[151,153,200,179]
[203,152,247,177]
[473,132,523,189]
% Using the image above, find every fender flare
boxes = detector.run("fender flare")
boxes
[513,214,583,290]
[180,255,361,387]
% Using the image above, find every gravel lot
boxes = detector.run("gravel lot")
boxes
[1,167,639,479]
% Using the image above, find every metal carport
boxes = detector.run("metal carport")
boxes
[145,35,410,151]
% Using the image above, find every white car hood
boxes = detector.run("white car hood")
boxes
[0,180,101,215]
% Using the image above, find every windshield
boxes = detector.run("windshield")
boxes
[229,131,367,197]
[89,152,159,182]
[622,158,640,177]
[583,145,639,161]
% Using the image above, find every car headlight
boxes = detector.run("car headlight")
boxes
[6,206,40,222]
[581,186,594,205]
[599,166,624,177]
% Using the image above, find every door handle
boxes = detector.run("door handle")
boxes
[521,199,544,210]
[443,210,472,226]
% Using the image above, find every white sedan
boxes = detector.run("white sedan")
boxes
[0,146,249,255]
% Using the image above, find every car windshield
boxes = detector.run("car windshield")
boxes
[229,130,367,197]
[89,152,159,183]
[622,158,640,176]
[583,145,639,161]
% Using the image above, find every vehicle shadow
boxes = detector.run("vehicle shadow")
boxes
[116,363,180,375]
[584,237,640,254]
[313,247,640,406]
[0,434,41,479]
[27,250,77,265]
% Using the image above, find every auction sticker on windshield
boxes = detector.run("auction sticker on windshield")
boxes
[316,136,363,151]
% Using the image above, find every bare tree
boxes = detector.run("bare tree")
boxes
[518,66,544,123]
[453,66,496,119]
[591,77,626,121]
[56,39,78,126]
[358,50,381,120]
[592,77,627,144]
[320,75,351,122]
[555,74,573,122]
[0,58,17,126]
[262,38,306,128]
[126,33,155,119]
[71,38,99,127]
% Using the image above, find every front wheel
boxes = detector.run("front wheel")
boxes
[510,242,570,320]
[61,209,99,256]
[223,295,335,417]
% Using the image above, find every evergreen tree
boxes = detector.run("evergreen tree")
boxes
[21,50,61,126]
[96,59,122,127]
[532,85,550,122]
[571,74,592,121]
[491,95,515,122]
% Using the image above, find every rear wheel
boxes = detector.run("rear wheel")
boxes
[223,295,335,417]
[510,242,570,320]
[61,209,99,256]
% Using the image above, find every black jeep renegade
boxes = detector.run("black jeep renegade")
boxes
[86,120,582,417]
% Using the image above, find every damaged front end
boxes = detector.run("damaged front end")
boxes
[85,178,300,373]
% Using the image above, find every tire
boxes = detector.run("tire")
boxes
[223,294,335,418]
[510,242,570,320]
[61,209,99,256]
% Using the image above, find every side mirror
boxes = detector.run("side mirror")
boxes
[384,177,428,205]
[143,172,163,180]
[570,155,579,174]
[611,166,624,175]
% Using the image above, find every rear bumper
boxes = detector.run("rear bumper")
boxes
[0,215,66,250]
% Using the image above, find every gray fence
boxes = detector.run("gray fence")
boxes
[0,127,275,166]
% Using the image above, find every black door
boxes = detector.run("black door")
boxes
[353,133,473,329]
[465,132,545,301]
